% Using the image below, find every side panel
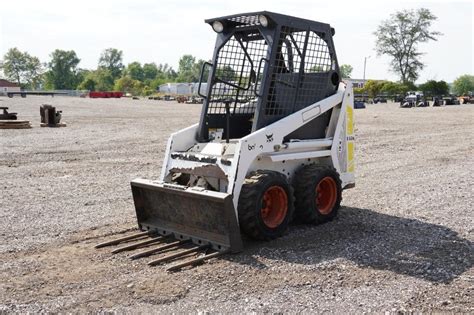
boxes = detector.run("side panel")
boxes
[330,81,355,187]
[230,83,346,209]
[346,97,355,173]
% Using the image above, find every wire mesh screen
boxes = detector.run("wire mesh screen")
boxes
[207,32,268,115]
[304,32,332,72]
[265,27,334,118]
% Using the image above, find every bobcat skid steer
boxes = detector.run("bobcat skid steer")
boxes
[96,11,355,271]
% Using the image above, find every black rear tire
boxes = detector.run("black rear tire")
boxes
[238,170,294,240]
[293,165,342,224]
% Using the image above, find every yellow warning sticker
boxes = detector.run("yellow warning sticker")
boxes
[346,105,354,135]
[347,141,355,172]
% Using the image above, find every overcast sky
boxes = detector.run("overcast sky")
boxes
[0,0,472,83]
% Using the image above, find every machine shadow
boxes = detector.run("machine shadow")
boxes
[228,207,473,284]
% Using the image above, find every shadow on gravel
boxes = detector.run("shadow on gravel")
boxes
[232,207,473,284]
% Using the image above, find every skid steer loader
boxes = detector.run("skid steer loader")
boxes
[96,11,355,271]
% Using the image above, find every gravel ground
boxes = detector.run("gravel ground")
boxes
[0,96,473,312]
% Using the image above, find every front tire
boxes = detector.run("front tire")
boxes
[293,165,342,224]
[238,170,294,240]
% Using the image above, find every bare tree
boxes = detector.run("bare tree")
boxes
[374,8,441,83]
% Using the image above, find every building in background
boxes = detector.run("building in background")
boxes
[0,79,21,96]
[159,82,208,95]
[159,83,192,95]
[346,78,367,89]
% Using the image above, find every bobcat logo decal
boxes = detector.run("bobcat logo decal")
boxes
[266,133,274,143]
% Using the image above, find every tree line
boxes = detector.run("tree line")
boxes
[0,48,209,95]
[355,77,474,98]
[2,46,472,97]
[355,80,445,98]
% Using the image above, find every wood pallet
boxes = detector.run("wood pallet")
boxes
[40,122,67,127]
[0,120,32,129]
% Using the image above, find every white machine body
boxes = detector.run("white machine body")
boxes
[158,81,355,214]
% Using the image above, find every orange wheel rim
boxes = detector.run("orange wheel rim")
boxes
[261,186,288,228]
[316,177,337,215]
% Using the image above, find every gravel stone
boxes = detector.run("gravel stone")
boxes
[0,96,473,312]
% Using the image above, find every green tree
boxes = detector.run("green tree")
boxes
[158,63,177,81]
[94,69,114,91]
[78,77,96,91]
[193,59,210,82]
[98,48,124,80]
[143,63,159,81]
[381,81,416,96]
[1,48,25,85]
[157,63,172,74]
[374,8,441,83]
[78,69,114,91]
[177,54,197,82]
[1,48,43,88]
[364,80,385,98]
[125,62,144,81]
[353,87,365,95]
[452,74,474,95]
[150,78,170,91]
[380,81,401,95]
[147,63,178,90]
[149,77,167,90]
[45,49,81,89]
[418,80,449,96]
[114,76,143,95]
[74,69,90,88]
[24,56,43,89]
[340,64,353,78]
[216,65,237,83]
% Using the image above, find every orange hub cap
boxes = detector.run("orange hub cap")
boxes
[261,186,288,228]
[316,177,337,215]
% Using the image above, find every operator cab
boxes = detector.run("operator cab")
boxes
[197,11,341,143]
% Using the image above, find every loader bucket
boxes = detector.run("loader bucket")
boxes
[131,178,243,253]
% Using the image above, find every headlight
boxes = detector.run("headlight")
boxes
[212,21,224,33]
[258,15,269,27]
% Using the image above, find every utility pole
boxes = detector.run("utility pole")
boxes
[363,55,371,82]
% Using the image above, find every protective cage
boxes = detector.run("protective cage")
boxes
[198,11,341,142]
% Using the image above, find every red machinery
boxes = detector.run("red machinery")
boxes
[89,91,123,98]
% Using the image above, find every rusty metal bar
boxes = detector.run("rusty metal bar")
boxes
[94,231,152,248]
[129,240,189,260]
[148,244,209,266]
[111,236,164,254]
[167,250,228,272]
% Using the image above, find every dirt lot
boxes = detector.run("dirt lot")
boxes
[1,96,473,312]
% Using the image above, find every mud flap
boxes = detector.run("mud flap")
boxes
[131,178,243,253]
